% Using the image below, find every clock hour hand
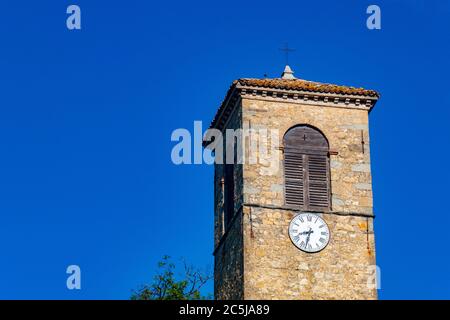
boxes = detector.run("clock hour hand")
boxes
[299,229,314,236]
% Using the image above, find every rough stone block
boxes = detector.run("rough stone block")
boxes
[351,164,371,172]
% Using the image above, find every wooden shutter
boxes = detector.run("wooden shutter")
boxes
[306,154,330,211]
[283,125,330,211]
[284,151,305,207]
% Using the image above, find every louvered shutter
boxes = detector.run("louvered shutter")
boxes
[306,154,330,211]
[284,151,304,207]
[283,125,331,211]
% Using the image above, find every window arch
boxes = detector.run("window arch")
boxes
[283,125,331,211]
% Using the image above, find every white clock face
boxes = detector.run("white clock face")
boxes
[289,213,330,253]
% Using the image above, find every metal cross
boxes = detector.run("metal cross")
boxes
[279,43,295,65]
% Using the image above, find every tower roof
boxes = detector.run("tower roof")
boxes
[237,77,379,97]
[207,67,380,131]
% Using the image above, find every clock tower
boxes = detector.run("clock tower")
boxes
[206,66,379,300]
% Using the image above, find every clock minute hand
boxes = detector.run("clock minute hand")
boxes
[305,228,312,247]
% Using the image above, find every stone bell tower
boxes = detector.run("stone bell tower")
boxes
[206,65,380,300]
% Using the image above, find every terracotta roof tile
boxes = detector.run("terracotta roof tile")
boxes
[237,78,379,97]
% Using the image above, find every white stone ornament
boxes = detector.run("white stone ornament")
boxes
[289,213,330,253]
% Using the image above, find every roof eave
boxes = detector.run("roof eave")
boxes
[205,80,380,141]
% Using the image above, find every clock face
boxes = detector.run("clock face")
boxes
[289,213,330,253]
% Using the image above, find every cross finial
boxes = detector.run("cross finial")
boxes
[279,43,295,65]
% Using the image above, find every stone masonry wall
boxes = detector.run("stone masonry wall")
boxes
[242,206,376,299]
[241,98,373,214]
[240,97,377,299]
[214,103,244,299]
[214,212,244,300]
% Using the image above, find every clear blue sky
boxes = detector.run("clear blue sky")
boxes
[0,0,449,299]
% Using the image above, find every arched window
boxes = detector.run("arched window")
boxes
[283,125,331,211]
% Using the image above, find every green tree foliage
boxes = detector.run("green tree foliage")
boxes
[131,255,212,300]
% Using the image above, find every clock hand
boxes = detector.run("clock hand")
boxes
[305,228,312,247]
[299,229,314,236]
